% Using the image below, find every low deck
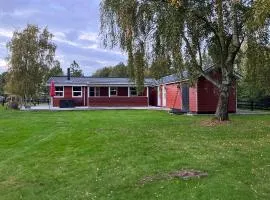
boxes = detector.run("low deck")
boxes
[20,104,170,111]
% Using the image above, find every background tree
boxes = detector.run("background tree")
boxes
[92,67,111,77]
[92,62,128,77]
[238,42,270,100]
[100,0,270,121]
[70,60,83,77]
[110,62,129,77]
[42,60,63,95]
[5,24,57,100]
[45,60,63,81]
[0,72,7,96]
[150,55,173,80]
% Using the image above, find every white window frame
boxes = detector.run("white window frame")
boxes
[55,86,64,97]
[89,87,95,97]
[72,86,82,97]
[110,87,118,96]
[95,87,100,97]
[162,85,166,107]
[88,87,101,97]
[157,86,161,106]
[129,87,137,96]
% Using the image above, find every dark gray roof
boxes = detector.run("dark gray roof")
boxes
[47,76,157,86]
[47,68,240,87]
[158,71,189,84]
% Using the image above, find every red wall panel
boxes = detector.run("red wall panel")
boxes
[118,87,128,96]
[100,87,109,96]
[88,97,148,107]
[165,83,181,109]
[197,77,236,113]
[64,86,72,98]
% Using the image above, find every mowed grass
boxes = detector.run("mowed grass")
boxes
[0,108,270,200]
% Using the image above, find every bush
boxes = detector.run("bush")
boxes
[6,101,19,110]
[6,95,21,110]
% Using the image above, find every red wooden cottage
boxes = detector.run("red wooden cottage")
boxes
[47,68,237,113]
[47,75,156,108]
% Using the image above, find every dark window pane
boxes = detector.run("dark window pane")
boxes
[55,86,63,91]
[130,87,137,96]
[110,87,117,96]
[89,87,95,97]
[73,86,82,91]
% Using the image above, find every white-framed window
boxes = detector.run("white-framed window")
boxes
[130,87,137,96]
[72,86,82,97]
[55,86,64,97]
[110,87,117,96]
[89,87,95,97]
[89,87,100,97]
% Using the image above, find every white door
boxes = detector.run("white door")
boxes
[162,85,166,107]
[157,86,161,106]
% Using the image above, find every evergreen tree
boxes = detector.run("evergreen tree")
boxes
[70,60,83,77]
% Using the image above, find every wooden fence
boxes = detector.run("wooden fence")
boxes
[237,100,270,111]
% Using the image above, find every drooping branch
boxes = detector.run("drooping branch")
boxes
[182,33,221,88]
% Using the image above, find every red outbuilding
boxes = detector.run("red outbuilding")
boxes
[156,70,237,113]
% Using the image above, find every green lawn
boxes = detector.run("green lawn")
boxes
[0,108,270,200]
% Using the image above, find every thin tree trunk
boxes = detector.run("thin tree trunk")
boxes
[215,84,230,121]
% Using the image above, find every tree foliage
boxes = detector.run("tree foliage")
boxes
[92,62,129,77]
[238,42,270,100]
[100,0,270,120]
[41,60,63,95]
[0,72,7,96]
[150,55,173,79]
[46,60,63,80]
[236,0,270,100]
[5,24,57,99]
[70,60,83,77]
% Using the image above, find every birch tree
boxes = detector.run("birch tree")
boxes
[6,24,57,100]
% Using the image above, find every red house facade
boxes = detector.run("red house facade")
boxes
[47,70,237,113]
[47,76,156,108]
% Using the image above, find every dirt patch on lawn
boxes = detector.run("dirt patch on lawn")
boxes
[0,176,23,189]
[200,119,230,127]
[169,170,208,180]
[139,169,208,185]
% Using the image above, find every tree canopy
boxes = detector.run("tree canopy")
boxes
[70,60,83,77]
[46,60,63,80]
[5,24,57,99]
[0,72,7,96]
[92,62,129,77]
[100,0,270,120]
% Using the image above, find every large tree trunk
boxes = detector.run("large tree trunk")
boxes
[215,84,230,121]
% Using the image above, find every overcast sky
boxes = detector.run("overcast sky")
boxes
[0,0,126,75]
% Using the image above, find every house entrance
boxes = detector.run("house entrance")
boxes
[182,83,189,112]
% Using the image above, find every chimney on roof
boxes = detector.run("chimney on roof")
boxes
[67,68,70,80]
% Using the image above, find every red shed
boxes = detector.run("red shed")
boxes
[156,71,237,114]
